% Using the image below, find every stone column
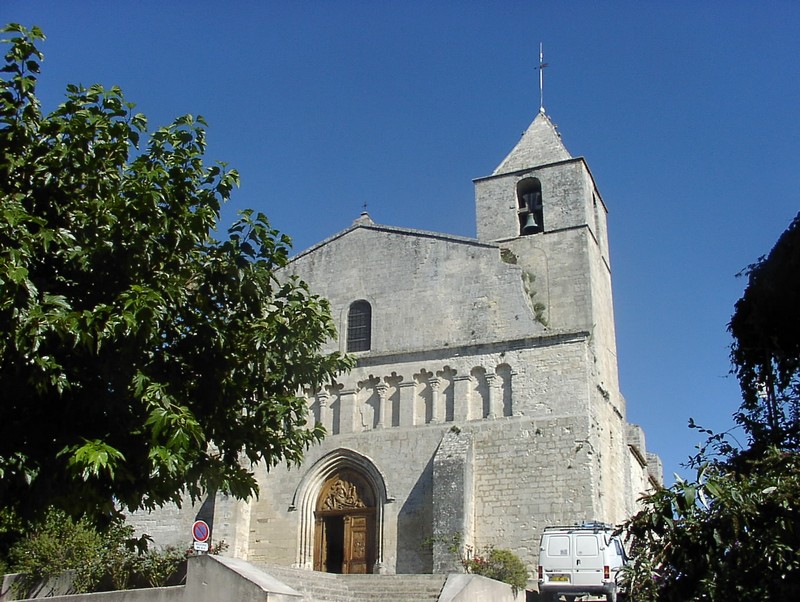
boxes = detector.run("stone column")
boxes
[375,382,389,429]
[428,377,443,423]
[486,373,500,419]
[375,498,397,574]
[398,381,416,427]
[316,390,330,432]
[453,375,472,422]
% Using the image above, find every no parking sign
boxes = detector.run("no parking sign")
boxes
[192,519,210,552]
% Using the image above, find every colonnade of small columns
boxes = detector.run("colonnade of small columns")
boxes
[307,364,514,435]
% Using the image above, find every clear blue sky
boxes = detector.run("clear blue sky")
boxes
[4,2,799,484]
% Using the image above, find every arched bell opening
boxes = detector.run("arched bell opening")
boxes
[517,177,544,235]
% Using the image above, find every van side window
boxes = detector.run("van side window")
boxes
[547,535,570,556]
[576,535,599,556]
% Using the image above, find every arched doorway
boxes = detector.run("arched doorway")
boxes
[313,470,376,574]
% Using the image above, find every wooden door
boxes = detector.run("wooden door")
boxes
[343,514,372,574]
[314,471,376,574]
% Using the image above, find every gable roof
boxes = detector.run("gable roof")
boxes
[290,211,496,262]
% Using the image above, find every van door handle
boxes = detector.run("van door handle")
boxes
[576,559,581,566]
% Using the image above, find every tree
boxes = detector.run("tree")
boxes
[729,211,800,455]
[0,23,351,542]
[622,212,800,601]
[623,449,800,601]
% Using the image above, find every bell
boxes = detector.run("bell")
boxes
[522,211,539,234]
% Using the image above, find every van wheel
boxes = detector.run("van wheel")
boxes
[538,593,555,602]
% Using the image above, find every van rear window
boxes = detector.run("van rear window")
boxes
[576,535,599,556]
[547,535,570,556]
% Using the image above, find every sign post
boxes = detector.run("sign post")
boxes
[192,519,211,553]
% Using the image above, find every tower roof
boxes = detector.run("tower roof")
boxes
[492,111,571,175]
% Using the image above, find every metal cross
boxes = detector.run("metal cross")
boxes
[535,43,548,114]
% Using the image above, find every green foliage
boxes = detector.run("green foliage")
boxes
[137,546,186,588]
[623,213,800,601]
[9,508,105,595]
[0,22,352,540]
[424,532,528,593]
[462,545,529,594]
[522,270,547,326]
[729,211,800,455]
[8,508,191,593]
[98,521,150,591]
[623,450,800,601]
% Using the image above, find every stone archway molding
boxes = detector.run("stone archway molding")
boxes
[290,448,393,572]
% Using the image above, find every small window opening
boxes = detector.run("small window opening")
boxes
[517,178,544,235]
[347,301,372,352]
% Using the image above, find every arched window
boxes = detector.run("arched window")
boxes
[347,301,372,352]
[517,177,544,235]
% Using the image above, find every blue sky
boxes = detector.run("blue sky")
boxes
[4,2,799,484]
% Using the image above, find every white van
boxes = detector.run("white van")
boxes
[538,522,627,602]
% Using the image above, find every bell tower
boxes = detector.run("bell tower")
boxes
[473,110,621,412]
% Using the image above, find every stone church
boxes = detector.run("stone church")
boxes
[131,108,661,578]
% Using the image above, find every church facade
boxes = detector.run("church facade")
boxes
[131,110,661,577]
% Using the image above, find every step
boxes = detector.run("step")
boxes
[253,563,447,602]
[342,574,447,600]
[257,564,351,602]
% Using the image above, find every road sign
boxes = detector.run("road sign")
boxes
[192,519,210,543]
[193,541,209,552]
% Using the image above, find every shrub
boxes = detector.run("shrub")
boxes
[463,545,529,594]
[99,522,149,591]
[7,507,193,593]
[9,508,105,595]
[137,546,186,587]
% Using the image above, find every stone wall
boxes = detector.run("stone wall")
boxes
[125,493,246,556]
[128,328,656,573]
[244,411,648,574]
[286,222,546,356]
[302,336,596,435]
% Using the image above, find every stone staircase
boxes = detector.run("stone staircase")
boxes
[256,564,447,602]
[340,574,447,602]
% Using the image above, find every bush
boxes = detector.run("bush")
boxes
[463,545,529,593]
[99,522,150,591]
[8,508,105,595]
[138,546,186,587]
[7,507,191,593]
